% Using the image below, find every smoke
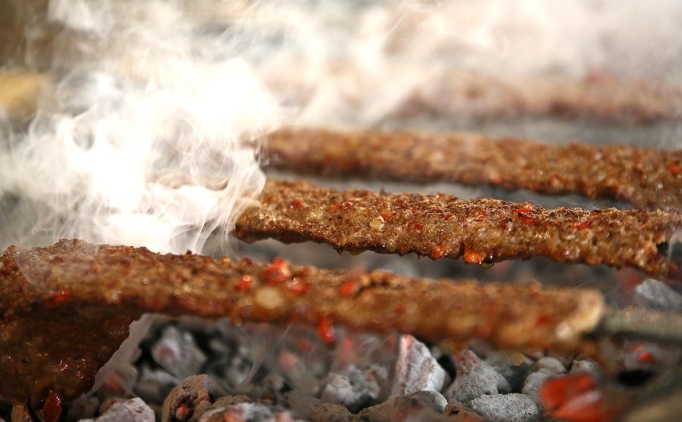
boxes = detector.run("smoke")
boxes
[2,0,682,252]
[0,0,281,253]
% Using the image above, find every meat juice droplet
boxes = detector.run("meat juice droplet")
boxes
[463,250,484,264]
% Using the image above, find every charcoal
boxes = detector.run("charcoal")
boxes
[356,391,447,422]
[151,325,207,379]
[570,359,599,374]
[531,357,566,374]
[134,365,180,405]
[444,350,511,405]
[321,366,380,413]
[521,369,554,403]
[497,363,532,393]
[634,279,682,312]
[204,337,254,390]
[390,335,450,397]
[310,403,351,422]
[65,395,99,421]
[443,403,486,421]
[97,364,139,397]
[82,398,154,422]
[199,400,292,422]
[287,392,323,419]
[161,375,227,422]
[469,393,542,422]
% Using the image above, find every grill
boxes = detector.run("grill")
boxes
[1,1,682,421]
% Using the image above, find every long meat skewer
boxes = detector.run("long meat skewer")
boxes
[236,180,682,278]
[0,240,604,403]
[265,128,682,210]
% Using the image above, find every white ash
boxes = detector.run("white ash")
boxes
[152,325,207,379]
[496,364,532,393]
[81,398,154,422]
[320,366,383,413]
[199,400,294,422]
[531,357,567,375]
[390,335,450,397]
[356,391,448,422]
[470,393,542,422]
[444,350,511,405]
[634,279,682,312]
[135,365,181,405]
[521,369,554,404]
[570,360,600,374]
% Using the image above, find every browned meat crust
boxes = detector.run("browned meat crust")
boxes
[0,239,603,403]
[236,180,682,277]
[265,128,682,210]
[405,72,682,124]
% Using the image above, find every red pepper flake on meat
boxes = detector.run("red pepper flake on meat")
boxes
[287,278,309,295]
[339,279,359,297]
[263,258,291,285]
[44,291,70,308]
[290,199,303,210]
[575,220,593,230]
[517,214,535,225]
[431,245,445,259]
[330,204,342,212]
[317,316,336,345]
[670,163,681,177]
[407,220,423,232]
[41,390,63,422]
[234,275,252,291]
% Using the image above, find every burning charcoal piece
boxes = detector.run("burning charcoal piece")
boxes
[161,375,227,422]
[81,398,154,422]
[634,279,682,312]
[444,403,487,421]
[310,403,351,422]
[570,360,599,375]
[199,399,289,422]
[236,179,682,278]
[321,366,380,413]
[356,390,447,422]
[521,369,554,403]
[286,392,322,420]
[265,128,682,210]
[390,335,450,397]
[135,366,181,405]
[152,325,207,379]
[497,364,532,394]
[444,350,511,406]
[65,395,100,421]
[469,393,542,422]
[530,357,567,375]
[0,240,604,403]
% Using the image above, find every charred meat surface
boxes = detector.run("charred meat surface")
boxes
[265,128,682,210]
[236,179,681,277]
[0,239,604,403]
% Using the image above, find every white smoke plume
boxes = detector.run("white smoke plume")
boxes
[2,0,682,253]
[0,0,281,254]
